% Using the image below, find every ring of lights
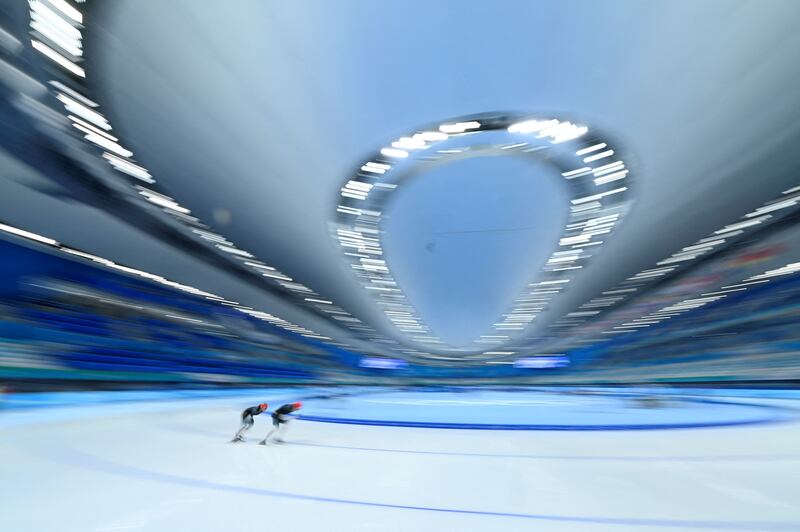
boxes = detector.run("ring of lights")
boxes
[334,113,635,357]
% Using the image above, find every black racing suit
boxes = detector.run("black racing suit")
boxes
[261,404,298,443]
[242,405,264,424]
[234,405,264,439]
[271,404,295,426]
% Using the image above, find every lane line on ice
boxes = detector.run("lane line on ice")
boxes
[151,421,800,463]
[296,414,785,431]
[286,441,800,463]
[38,441,800,531]
[296,397,796,430]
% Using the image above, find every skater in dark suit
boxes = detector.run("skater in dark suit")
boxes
[232,403,268,442]
[259,402,302,445]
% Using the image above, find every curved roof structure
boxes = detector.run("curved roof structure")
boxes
[3,0,800,363]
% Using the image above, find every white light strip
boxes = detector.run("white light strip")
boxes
[30,20,82,57]
[31,40,84,77]
[576,143,607,156]
[593,170,628,185]
[714,217,767,234]
[416,131,448,141]
[683,239,725,252]
[61,247,111,265]
[0,222,58,245]
[139,191,190,214]
[48,80,96,107]
[439,121,480,134]
[720,280,770,289]
[500,142,528,150]
[215,244,253,258]
[243,261,275,271]
[305,297,333,305]
[541,121,587,143]
[508,119,557,134]
[260,271,293,281]
[55,93,109,129]
[571,187,628,205]
[360,165,385,174]
[68,115,116,141]
[81,130,133,158]
[657,254,698,266]
[592,161,624,174]
[392,136,428,150]
[561,167,591,178]
[102,152,154,183]
[745,197,798,218]
[380,147,408,158]
[592,162,625,177]
[46,0,83,24]
[583,149,614,163]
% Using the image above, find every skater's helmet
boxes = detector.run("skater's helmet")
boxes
[292,402,302,410]
[259,403,268,411]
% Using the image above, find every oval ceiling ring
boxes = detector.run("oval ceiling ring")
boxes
[333,112,636,357]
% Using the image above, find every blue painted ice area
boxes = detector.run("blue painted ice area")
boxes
[298,389,796,429]
[2,386,798,429]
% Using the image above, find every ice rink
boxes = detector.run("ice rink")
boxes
[2,387,800,531]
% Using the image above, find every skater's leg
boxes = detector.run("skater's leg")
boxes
[259,426,276,444]
[260,416,282,444]
[234,416,254,440]
[274,421,289,443]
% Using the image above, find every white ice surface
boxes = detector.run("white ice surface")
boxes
[1,389,800,532]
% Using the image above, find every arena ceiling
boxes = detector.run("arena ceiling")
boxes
[3,0,800,361]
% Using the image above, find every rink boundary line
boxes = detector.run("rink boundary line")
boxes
[286,441,800,462]
[297,415,784,431]
[149,421,800,462]
[296,396,796,430]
